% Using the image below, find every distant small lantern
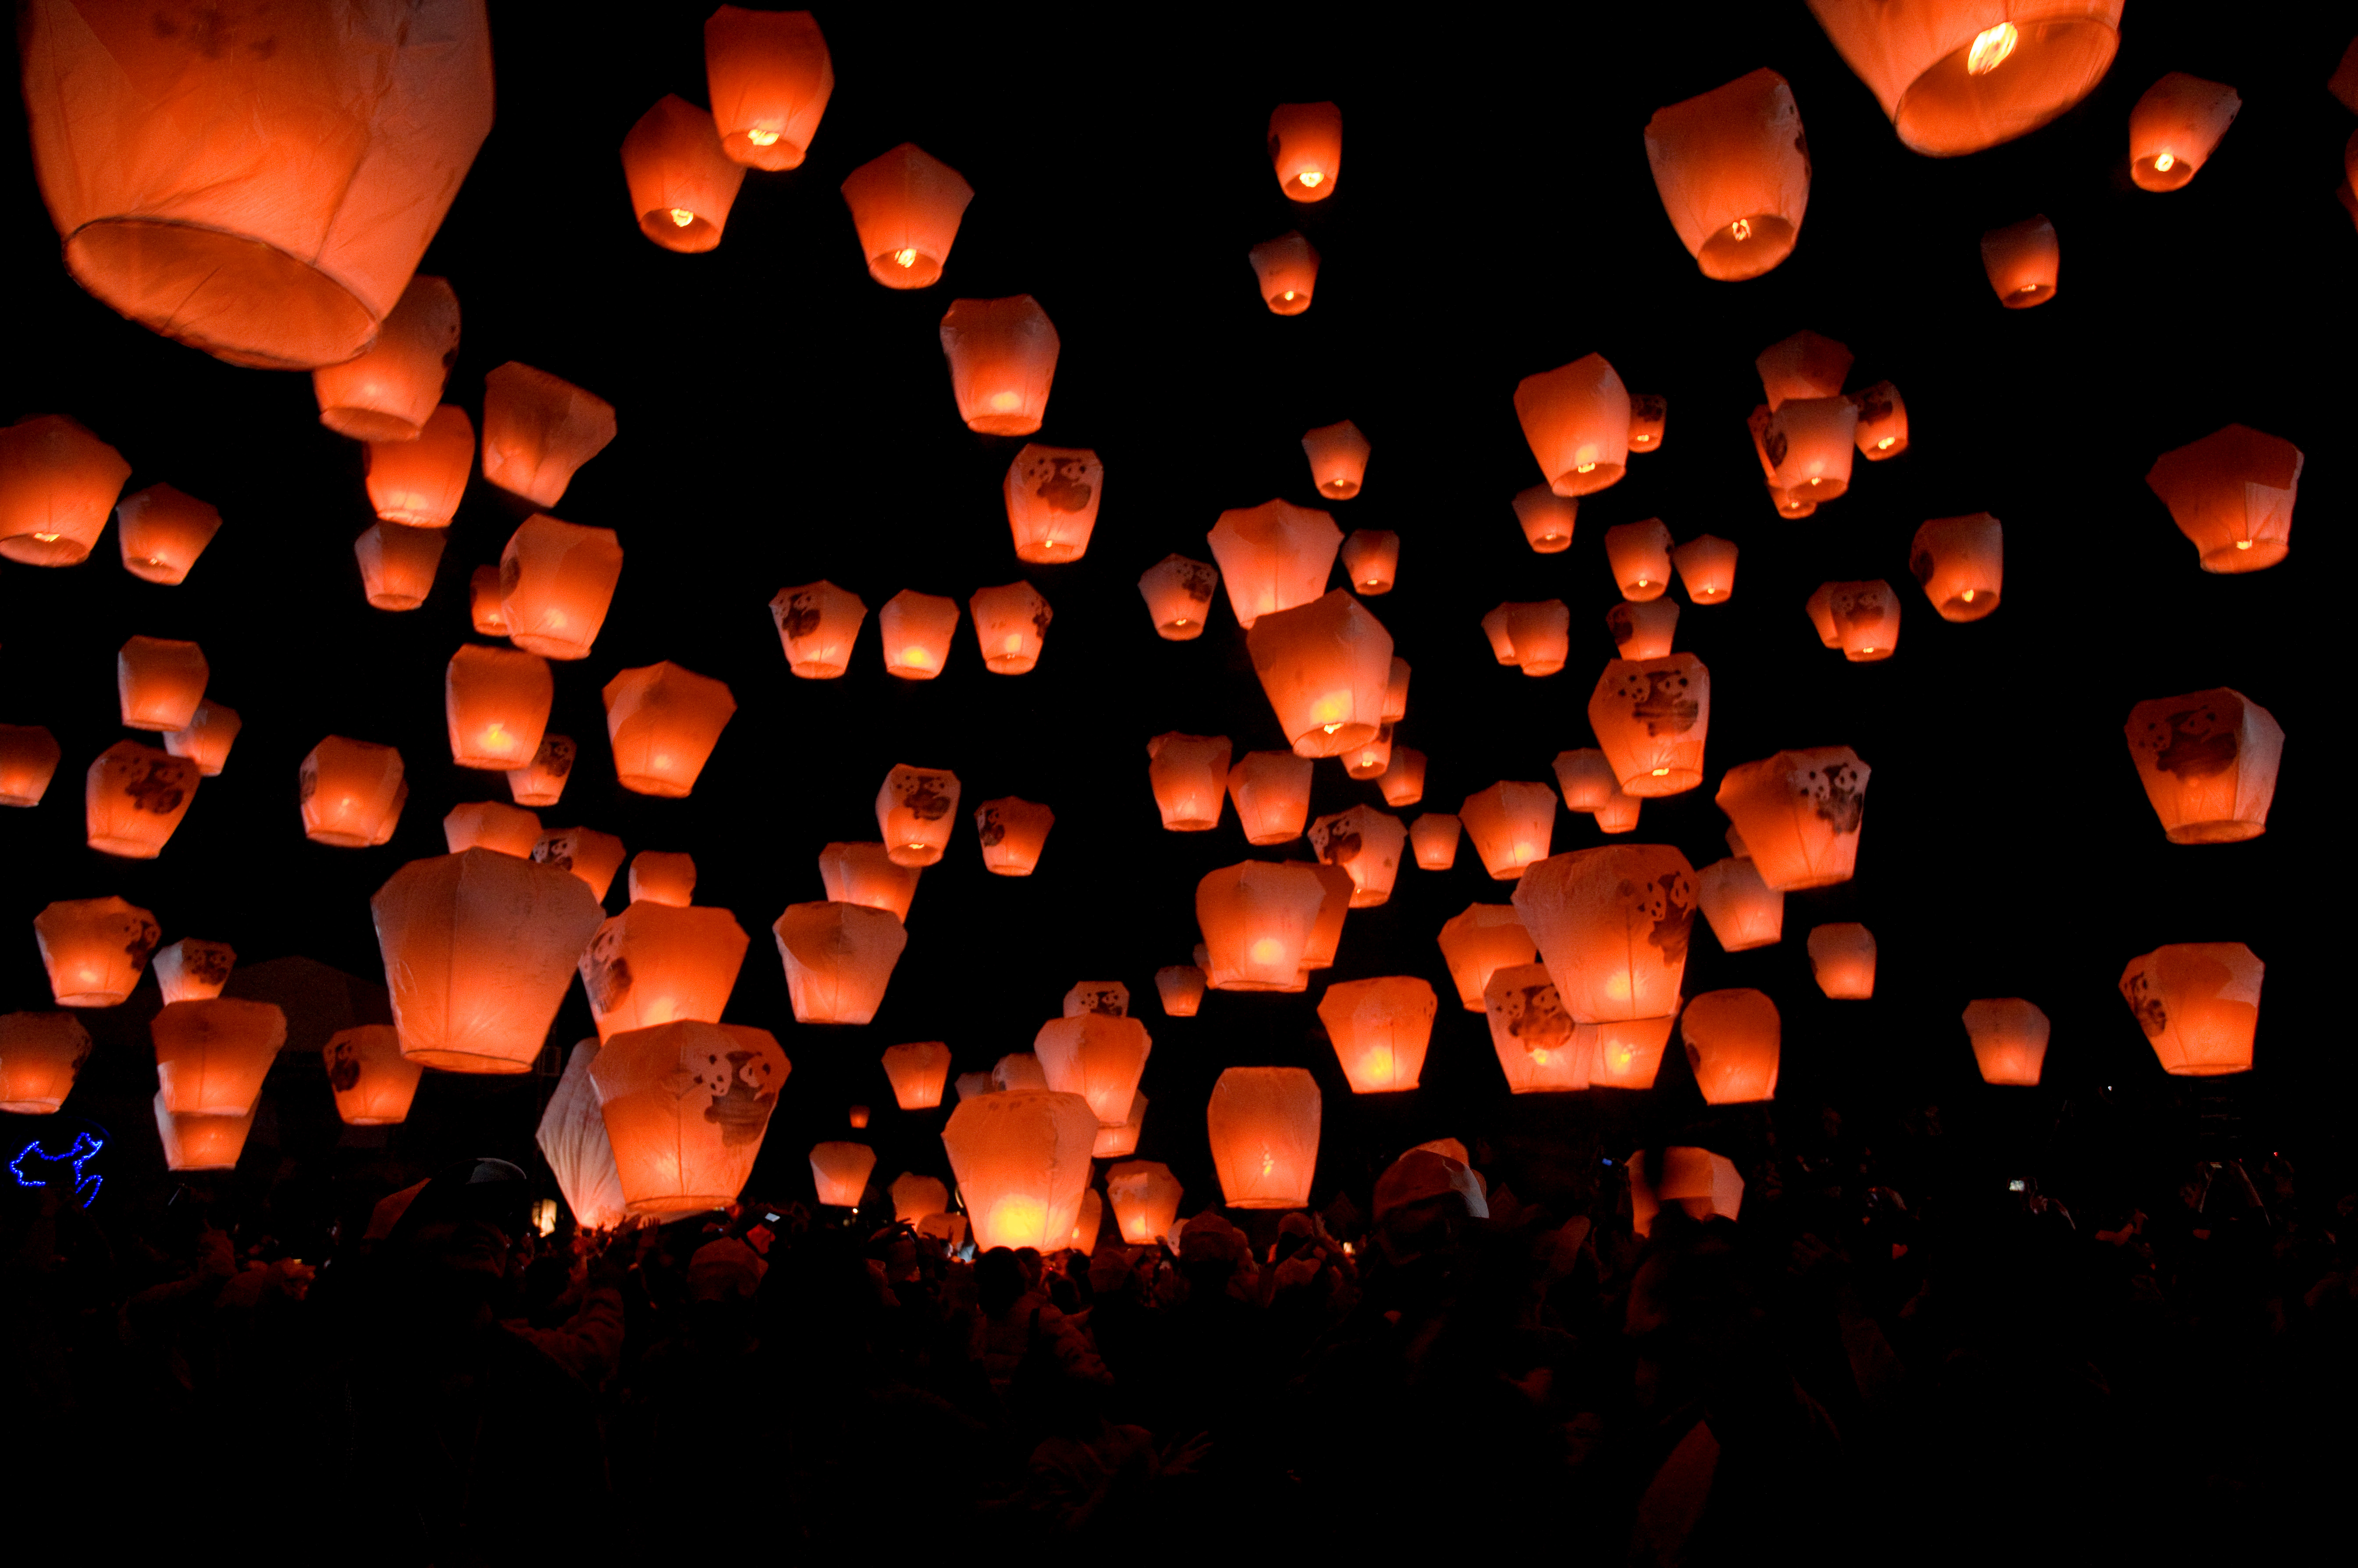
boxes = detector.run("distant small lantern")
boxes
[1460,782,1560,880]
[1643,68,1810,281]
[1981,214,2059,306]
[164,700,241,778]
[1756,330,1853,408]
[1850,383,1909,459]
[1814,580,1900,660]
[533,827,626,902]
[1629,395,1668,452]
[1608,600,1679,660]
[469,566,509,634]
[1697,857,1783,951]
[1318,976,1437,1093]
[1108,1160,1184,1246]
[1514,354,1632,497]
[1499,600,1571,676]
[1910,514,2002,619]
[1348,725,1392,784]
[1604,519,1674,601]
[537,1042,627,1230]
[1248,590,1394,758]
[1035,1014,1153,1127]
[1380,747,1427,808]
[86,742,199,858]
[1437,903,1538,1012]
[1513,844,1696,1024]
[1248,231,1321,314]
[1961,999,2048,1086]
[155,1095,255,1172]
[810,1142,877,1208]
[152,939,234,1004]
[704,6,833,169]
[1148,733,1232,832]
[2124,688,2282,844]
[1481,964,1590,1093]
[1551,748,1618,813]
[0,414,129,566]
[1196,861,1329,991]
[500,516,624,660]
[1513,485,1577,554]
[877,765,961,867]
[1716,747,1871,890]
[2127,71,2239,190]
[1156,966,1206,1017]
[629,851,696,907]
[0,725,63,807]
[1808,923,1877,999]
[355,522,445,610]
[882,1041,952,1110]
[301,737,406,847]
[324,1025,423,1125]
[1410,812,1461,870]
[604,662,736,797]
[940,295,1059,436]
[1138,554,1220,640]
[1804,583,1841,648]
[368,405,475,528]
[1207,1067,1320,1209]
[443,800,541,858]
[1228,750,1313,845]
[966,794,1052,875]
[34,896,158,1007]
[622,95,744,252]
[1209,498,1342,630]
[1004,445,1102,562]
[1270,101,1342,200]
[1384,658,1411,722]
[970,581,1053,674]
[820,842,921,921]
[774,902,907,1024]
[1311,805,1406,907]
[116,484,223,585]
[150,998,286,1116]
[1681,990,1779,1104]
[1629,1146,1743,1234]
[1305,421,1371,500]
[2121,942,2263,1076]
[893,1172,949,1225]
[506,734,576,809]
[312,274,460,440]
[480,363,615,509]
[117,636,208,732]
[2145,424,2303,573]
[1595,789,1642,834]
[446,644,554,771]
[1480,606,1516,666]
[944,1090,1099,1251]
[840,143,973,288]
[0,1012,93,1113]
[1590,652,1711,795]
[579,903,749,1041]
[1805,0,2123,157]
[772,580,870,677]
[595,1020,790,1216]
[1341,530,1398,594]
[881,589,961,679]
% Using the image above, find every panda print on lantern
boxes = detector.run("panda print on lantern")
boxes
[696,1044,783,1145]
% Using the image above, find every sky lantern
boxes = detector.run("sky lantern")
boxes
[810,1143,876,1209]
[1149,733,1233,831]
[1064,979,1129,1018]
[2121,943,2262,1075]
[1248,590,1394,758]
[1249,231,1321,314]
[819,842,921,921]
[1515,353,1632,497]
[1380,747,1427,808]
[1804,0,2123,156]
[355,522,445,610]
[1480,606,1517,665]
[1808,923,1878,999]
[579,902,749,1041]
[1760,397,1861,500]
[704,6,832,168]
[883,1041,952,1110]
[1681,990,1780,1104]
[1482,964,1591,1093]
[1501,600,1571,676]
[975,797,1055,875]
[1384,658,1411,723]
[1608,600,1679,660]
[1004,444,1102,562]
[943,1090,1099,1251]
[1513,485,1577,554]
[969,581,1053,674]
[1910,514,2002,619]
[442,800,541,858]
[300,737,406,847]
[629,851,696,907]
[537,1042,628,1230]
[1981,215,2059,306]
[1629,1147,1744,1235]
[1318,976,1437,1093]
[1590,653,1711,795]
[116,484,222,585]
[367,404,474,528]
[1341,530,1398,595]
[1298,865,1354,978]
[311,275,459,441]
[324,1025,423,1126]
[2129,72,2240,190]
[153,939,234,1004]
[880,589,961,678]
[1228,750,1313,845]
[840,143,973,288]
[622,96,744,252]
[1208,498,1341,629]
[150,998,285,1116]
[1410,812,1461,871]
[1962,999,2048,1085]
[892,1173,949,1226]
[1344,727,1394,781]
[2124,689,2282,844]
[1312,805,1406,907]
[1851,383,1909,459]
[995,1053,1049,1092]
[506,735,576,809]
[373,849,605,1073]
[1604,519,1674,601]
[117,637,208,732]
[1629,395,1668,452]
[1270,101,1343,199]
[1716,747,1871,890]
[1698,857,1783,951]
[533,828,626,902]
[481,363,615,509]
[86,742,200,858]
[0,414,129,566]
[1437,903,1538,1012]
[0,725,63,807]
[1208,1067,1320,1209]
[1156,965,1206,1017]
[1553,749,1619,814]
[446,644,554,770]
[1108,1160,1183,1246]
[772,581,869,677]
[1304,421,1372,499]
[1197,861,1328,991]
[773,902,907,1024]
[1035,1014,1153,1126]
[1815,580,1901,660]
[876,765,961,867]
[1513,844,1696,1024]
[604,662,736,797]
[470,567,509,634]
[0,1012,93,1113]
[940,295,1059,435]
[1643,68,1810,281]
[1584,1017,1673,1089]
[594,1020,790,1216]
[2145,424,2303,572]
[164,701,241,778]
[155,1095,254,1172]
[35,897,158,1007]
[1138,554,1220,640]
[500,516,624,660]
[1804,584,1840,648]
[1756,330,1853,407]
[1461,782,1560,880]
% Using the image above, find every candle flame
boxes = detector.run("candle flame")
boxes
[1298,170,1324,189]
[2154,151,2176,172]
[1967,22,2018,75]
[1729,217,1753,241]
[747,128,782,147]
[667,208,694,227]
[893,248,918,267]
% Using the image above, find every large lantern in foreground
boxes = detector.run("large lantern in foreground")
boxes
[1269,101,1342,200]
[537,1042,628,1230]
[940,296,1059,436]
[1197,861,1327,991]
[1108,1160,1183,1247]
[86,742,200,858]
[1034,1014,1153,1127]
[1482,964,1590,1093]
[2145,424,2302,573]
[0,1012,93,1113]
[34,896,159,1006]
[1807,923,1877,999]
[2123,688,2282,845]
[447,645,553,770]
[943,1090,1099,1250]
[1697,857,1783,951]
[1681,990,1779,1104]
[2128,72,2238,191]
[1515,353,1631,497]
[773,903,907,1024]
[151,998,285,1116]
[1643,68,1809,281]
[1,725,63,807]
[117,484,223,584]
[882,1041,952,1110]
[501,516,624,660]
[604,663,736,797]
[1513,844,1696,1024]
[1981,214,2059,306]
[2120,942,2262,1076]
[367,405,474,527]
[1804,0,2123,157]
[594,1020,790,1216]
[579,903,750,1041]
[704,6,833,170]
[1318,977,1436,1093]
[1228,750,1313,845]
[1004,445,1102,562]
[841,143,972,287]
[0,414,129,565]
[877,766,960,866]
[622,96,744,253]
[1460,782,1559,880]
[1716,748,1870,890]
[771,580,868,677]
[1910,513,2002,619]
[1207,1067,1320,1209]
[311,275,459,440]
[1310,806,1406,907]
[1149,734,1232,831]
[1248,590,1394,757]
[1437,903,1537,1011]
[480,363,616,508]
[975,798,1055,875]
[325,1025,423,1125]
[301,737,405,847]
[1208,498,1341,630]
[1962,999,2048,1086]
[1590,653,1711,795]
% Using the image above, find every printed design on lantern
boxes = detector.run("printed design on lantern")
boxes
[11,1132,104,1208]
[1616,871,1696,968]
[1313,819,1363,864]
[2139,699,2240,780]
[327,1038,363,1092]
[780,592,826,639]
[1026,455,1095,512]
[2120,969,2166,1038]
[1906,547,1934,585]
[499,555,522,597]
[1031,603,1054,639]
[1798,760,1867,834]
[899,774,954,819]
[532,835,577,871]
[698,1049,781,1144]
[1613,666,1700,736]
[124,757,192,815]
[1831,587,1891,638]
[1630,395,1666,423]
[976,806,1007,847]
[116,917,162,971]
[182,947,235,986]
[299,760,317,802]
[581,927,633,1013]
[1761,424,1788,467]
[1507,983,1572,1056]
[1175,561,1217,603]
[536,736,577,778]
[1857,389,1893,424]
[1606,604,1636,642]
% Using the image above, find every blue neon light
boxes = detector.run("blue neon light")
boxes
[11,1132,105,1207]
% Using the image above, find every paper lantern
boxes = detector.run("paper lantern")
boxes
[1147,734,1231,832]
[1208,499,1342,631]
[1910,514,2003,620]
[628,851,696,908]
[876,765,961,867]
[1513,485,1577,554]
[300,737,405,847]
[1138,554,1221,640]
[537,1041,629,1230]
[840,143,972,288]
[917,1212,969,1249]
[1502,601,1571,676]
[1107,1161,1182,1245]
[2124,689,2282,845]
[1697,857,1783,951]
[892,1171,950,1225]
[164,701,241,778]
[1681,990,1779,1104]
[1270,101,1342,199]
[86,742,199,858]
[1629,395,1668,452]
[1317,977,1435,1094]
[1437,903,1538,1012]
[1460,782,1560,880]
[1595,789,1642,834]
[531,828,625,902]
[975,798,1055,875]
[848,1106,871,1130]
[1004,445,1102,562]
[1480,607,1517,665]
[2145,424,2303,573]
[1342,725,1393,782]
[1035,1014,1153,1127]
[363,405,473,530]
[883,1041,952,1110]
[1248,591,1394,758]
[1962,999,2048,1086]
[593,1020,790,1216]
[604,662,736,797]
[311,274,459,441]
[1809,924,1878,999]
[774,902,907,1024]
[1755,330,1853,407]
[2123,943,2264,1075]
[1197,862,1329,991]
[2128,71,2239,190]
[810,1143,877,1208]
[467,566,509,635]
[1629,1146,1744,1236]
[994,1053,1049,1093]
[1155,966,1206,1017]
[33,896,159,1008]
[498,516,624,661]
[1207,1067,1320,1209]
[481,363,616,509]
[155,1093,253,1172]
[820,843,921,921]
[1716,748,1871,890]
[1341,529,1398,595]
[1804,0,2123,156]
[0,415,129,566]
[1981,215,2059,306]
[114,484,222,586]
[1581,1016,1672,1089]
[704,6,832,169]
[1644,68,1810,281]
[117,636,208,732]
[1589,653,1711,796]
[1480,964,1590,1093]
[1513,844,1696,1023]
[578,903,748,1042]
[1384,658,1411,723]
[880,589,960,679]
[1305,422,1372,501]
[1380,747,1427,808]
[1299,866,1353,978]
[1763,396,1862,501]
[443,800,541,858]
[323,1025,422,1126]
[150,998,284,1116]
[505,734,575,810]
[943,1090,1099,1251]
[1228,750,1313,845]
[1409,813,1461,871]
[1815,581,1900,661]
[940,295,1058,436]
[1311,806,1406,907]
[621,96,744,253]
[354,522,445,611]
[0,725,63,807]
[1515,354,1632,497]
[153,939,234,1004]
[1248,231,1320,314]
[1849,382,1909,459]
[1550,749,1616,814]
[1608,601,1679,660]
[446,645,553,771]
[1604,519,1674,602]
[0,1012,94,1113]
[772,580,869,677]
[970,581,1053,674]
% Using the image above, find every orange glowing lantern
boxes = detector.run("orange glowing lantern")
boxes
[164,701,240,778]
[810,1142,876,1208]
[579,903,748,1041]
[116,484,222,585]
[442,800,540,858]
[944,1090,1099,1250]
[355,522,445,610]
[1299,866,1353,978]
[446,645,553,771]
[1156,966,1206,1017]
[940,295,1059,435]
[1513,485,1577,554]
[368,404,474,529]
[324,1025,422,1125]
[0,725,63,807]
[1311,805,1406,907]
[1248,590,1395,758]
[820,842,921,921]
[151,998,284,1115]
[1817,581,1900,660]
[500,516,623,660]
[881,589,960,678]
[629,851,696,907]
[595,1020,790,1216]
[1342,725,1393,781]
[1804,583,1841,648]
[1808,924,1877,999]
[773,902,907,1025]
[0,414,129,566]
[1604,519,1674,601]
[151,939,232,1004]
[1228,750,1314,845]
[1584,1016,1674,1089]
[1629,1146,1743,1235]
[1644,68,1810,281]
[1270,101,1342,200]
[1341,530,1398,595]
[532,828,626,902]
[155,1095,254,1172]
[1138,554,1221,640]
[1384,658,1411,722]
[2121,943,2262,1076]
[1480,607,1516,665]
[1697,857,1783,951]
[1515,354,1631,497]
[481,363,615,508]
[1460,782,1559,880]
[1597,789,1644,832]
[1608,600,1679,660]
[1629,395,1668,452]
[1513,844,1696,1023]
[1910,514,2002,620]
[2124,689,2282,844]
[34,897,158,1007]
[86,742,199,858]
[0,1012,93,1113]
[1410,812,1461,870]
[1851,382,1909,459]
[604,662,736,797]
[1552,749,1618,813]
[1681,990,1779,1104]
[311,275,459,440]
[1716,747,1871,890]
[877,765,961,867]
[506,734,575,809]
[117,637,208,732]
[1108,1160,1183,1245]
[969,581,1053,674]
[1197,861,1329,991]
[622,96,744,253]
[1305,422,1372,501]
[300,737,405,848]
[1380,747,1427,808]
[1501,601,1572,676]
[2145,424,2303,573]
[1035,1014,1153,1126]
[975,798,1055,875]
[1804,0,2123,156]
[772,580,869,677]
[1589,653,1711,795]
[537,1042,627,1230]
[1476,964,1586,1092]
[883,1041,952,1110]
[1962,999,2048,1086]
[893,1172,949,1226]
[1437,903,1538,1012]
[1004,445,1101,562]
[705,6,832,169]
[1207,1067,1320,1209]
[1981,214,2059,306]
[2129,73,2238,190]
[1149,734,1232,832]
[1318,977,1436,1093]
[1756,330,1852,408]
[995,1054,1048,1092]
[840,143,973,288]
[1248,231,1320,314]
[1209,499,1341,630]
[1766,398,1862,502]
[469,566,508,634]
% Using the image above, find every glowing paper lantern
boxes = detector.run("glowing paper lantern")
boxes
[301,737,405,847]
[1629,395,1668,452]
[1910,514,2002,620]
[1248,231,1320,313]
[1270,101,1342,199]
[1035,1014,1153,1126]
[810,1142,876,1208]
[499,516,623,661]
[1207,1067,1320,1209]
[1342,726,1393,782]
[505,735,575,810]
[2128,73,2238,190]
[1804,0,2123,156]
[1818,581,1901,661]
[1756,331,1853,408]
[442,800,540,858]
[1981,215,2059,306]
[1589,653,1711,795]
[1004,445,1102,562]
[880,589,960,678]
[940,295,1058,435]
[1962,999,2047,1085]
[970,581,1053,674]
[2123,943,2263,1075]
[311,274,459,440]
[481,363,615,509]
[629,851,696,907]
[2145,424,2303,573]
[1644,68,1810,281]
[1305,422,1371,500]
[1197,862,1329,991]
[150,940,231,1005]
[1460,782,1559,881]
[532,828,625,902]
[893,1172,949,1224]
[773,902,907,1024]
[1588,1016,1676,1089]
[1681,990,1779,1104]
[150,998,285,1115]
[1596,790,1642,833]
[1552,749,1618,814]
[537,1041,628,1230]
[944,1090,1099,1250]
[1501,600,1571,676]
[2124,689,2282,845]
[882,1041,952,1110]
[86,742,199,858]
[0,1012,93,1113]
[1513,486,1577,554]
[1764,397,1862,503]
[1248,590,1394,758]
[1384,658,1411,723]
[469,567,508,635]
[1341,530,1398,595]
[1228,750,1313,845]
[1155,966,1206,1017]
[1515,354,1632,497]
[1311,805,1406,907]
[0,725,63,807]
[1299,866,1353,977]
[367,404,473,529]
[704,6,832,169]
[1512,844,1696,1023]
[164,701,240,778]
[155,1095,253,1172]
[578,903,748,1041]
[0,414,129,566]
[1437,903,1538,1012]
[1480,607,1516,665]
[354,522,445,610]
[324,1025,422,1125]
[995,1053,1048,1092]
[1138,554,1220,640]
[117,637,208,732]
[622,96,744,253]
[1604,519,1674,602]
[1209,499,1342,630]
[594,1020,790,1216]
[1629,1146,1743,1236]
[115,484,222,586]
[1608,600,1679,660]
[840,143,972,288]
[1379,747,1427,807]
[975,798,1055,875]
[820,842,921,921]
[446,645,553,770]
[1482,964,1590,1093]
[771,580,868,678]
[1147,734,1231,832]
[34,897,159,1007]
[1851,383,1909,459]
[1697,857,1783,951]
[1410,812,1461,870]
[1317,977,1436,1093]
[1108,1160,1183,1245]
[877,766,961,867]
[604,662,736,797]
[1716,748,1871,890]
[1808,924,1878,999]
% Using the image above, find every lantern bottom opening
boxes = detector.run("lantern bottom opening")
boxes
[615,775,697,798]
[1162,817,1220,832]
[321,406,430,443]
[0,534,94,565]
[885,663,944,680]
[0,1097,66,1114]
[1517,660,1566,678]
[1015,543,1089,564]
[511,635,594,661]
[865,251,944,288]
[1290,722,1380,759]
[1548,462,1625,498]
[1935,595,2000,622]
[1153,622,1207,641]
[2131,158,2198,192]
[635,211,722,252]
[982,656,1040,675]
[51,990,129,1008]
[1264,292,1312,316]
[67,218,379,370]
[1622,769,1701,797]
[1696,217,1797,281]
[365,591,429,612]
[86,836,166,860]
[2163,821,2266,846]
[964,413,1045,437]
[2199,542,2288,573]
[1210,978,1309,994]
[884,846,944,868]
[398,1047,535,1075]
[1892,23,2123,157]
[1760,870,1853,892]
[1224,1198,1309,1211]
[723,130,808,171]
[626,1192,737,1217]
[2159,1062,2252,1078]
[789,660,850,678]
[1999,285,2056,309]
